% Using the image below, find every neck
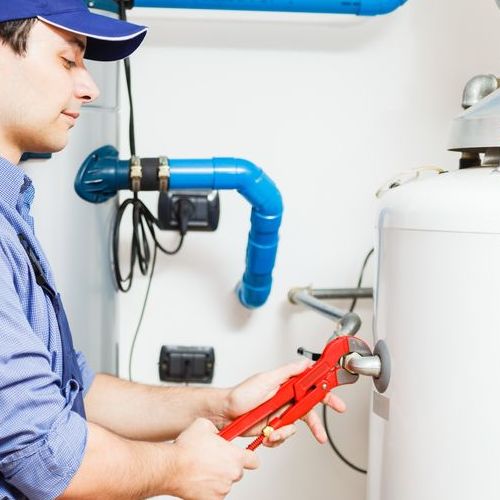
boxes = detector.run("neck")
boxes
[0,137,21,165]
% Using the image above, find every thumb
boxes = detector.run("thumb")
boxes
[191,417,218,433]
[242,449,260,470]
[269,358,312,385]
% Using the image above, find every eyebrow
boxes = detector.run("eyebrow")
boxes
[68,36,86,54]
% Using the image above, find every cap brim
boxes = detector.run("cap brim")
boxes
[38,12,148,61]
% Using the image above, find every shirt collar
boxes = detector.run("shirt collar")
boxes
[0,156,32,210]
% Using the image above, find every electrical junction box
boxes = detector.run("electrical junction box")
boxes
[159,345,215,383]
[157,190,220,232]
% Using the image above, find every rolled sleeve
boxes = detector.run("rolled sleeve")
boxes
[0,242,87,499]
[0,412,87,500]
[76,350,96,398]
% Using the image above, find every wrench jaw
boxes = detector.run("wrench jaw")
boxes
[337,338,374,382]
[348,337,372,357]
[336,368,359,386]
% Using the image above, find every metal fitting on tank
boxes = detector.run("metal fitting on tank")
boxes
[343,352,381,378]
[462,74,499,109]
[342,339,391,393]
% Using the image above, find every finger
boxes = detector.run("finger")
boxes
[267,359,312,386]
[263,438,284,449]
[265,424,296,446]
[323,392,347,413]
[303,410,327,444]
[247,360,312,404]
[242,450,260,470]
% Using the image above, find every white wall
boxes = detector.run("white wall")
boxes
[116,1,500,499]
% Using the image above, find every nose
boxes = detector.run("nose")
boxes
[75,66,101,104]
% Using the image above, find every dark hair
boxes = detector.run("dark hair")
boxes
[0,19,36,56]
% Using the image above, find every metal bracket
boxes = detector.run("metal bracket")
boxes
[130,155,142,192]
[158,156,170,192]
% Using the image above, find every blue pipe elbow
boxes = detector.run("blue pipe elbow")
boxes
[75,147,283,308]
[169,158,283,308]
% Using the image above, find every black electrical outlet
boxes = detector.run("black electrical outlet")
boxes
[159,345,215,383]
[157,190,220,232]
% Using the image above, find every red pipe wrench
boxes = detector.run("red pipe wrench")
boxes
[219,335,372,450]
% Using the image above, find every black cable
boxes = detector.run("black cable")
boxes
[114,0,186,378]
[117,201,184,379]
[117,1,136,157]
[112,0,185,293]
[125,198,189,380]
[349,247,374,312]
[112,197,184,292]
[323,247,374,474]
[323,404,367,474]
[123,57,136,156]
[128,244,157,381]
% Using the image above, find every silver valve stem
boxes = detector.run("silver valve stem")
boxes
[342,352,382,378]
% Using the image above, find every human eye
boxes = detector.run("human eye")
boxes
[61,57,77,70]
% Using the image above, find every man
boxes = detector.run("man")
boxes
[0,1,345,499]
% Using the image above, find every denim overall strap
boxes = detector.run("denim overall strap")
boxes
[18,235,87,419]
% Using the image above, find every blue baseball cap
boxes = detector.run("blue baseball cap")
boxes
[0,0,148,61]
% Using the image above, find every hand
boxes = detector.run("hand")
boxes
[222,359,346,447]
[171,418,259,500]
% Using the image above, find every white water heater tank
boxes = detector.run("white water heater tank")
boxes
[367,167,500,500]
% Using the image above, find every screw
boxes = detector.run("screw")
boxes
[247,435,265,451]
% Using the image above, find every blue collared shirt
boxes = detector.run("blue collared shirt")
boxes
[0,156,95,500]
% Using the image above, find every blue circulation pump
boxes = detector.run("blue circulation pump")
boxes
[75,145,283,309]
[91,0,407,16]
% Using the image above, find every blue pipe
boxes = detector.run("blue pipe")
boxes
[170,158,283,308]
[90,0,407,16]
[133,0,407,15]
[75,146,283,308]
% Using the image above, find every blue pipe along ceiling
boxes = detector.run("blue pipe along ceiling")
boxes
[89,0,407,16]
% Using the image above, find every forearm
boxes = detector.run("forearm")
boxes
[84,373,229,441]
[59,422,178,499]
